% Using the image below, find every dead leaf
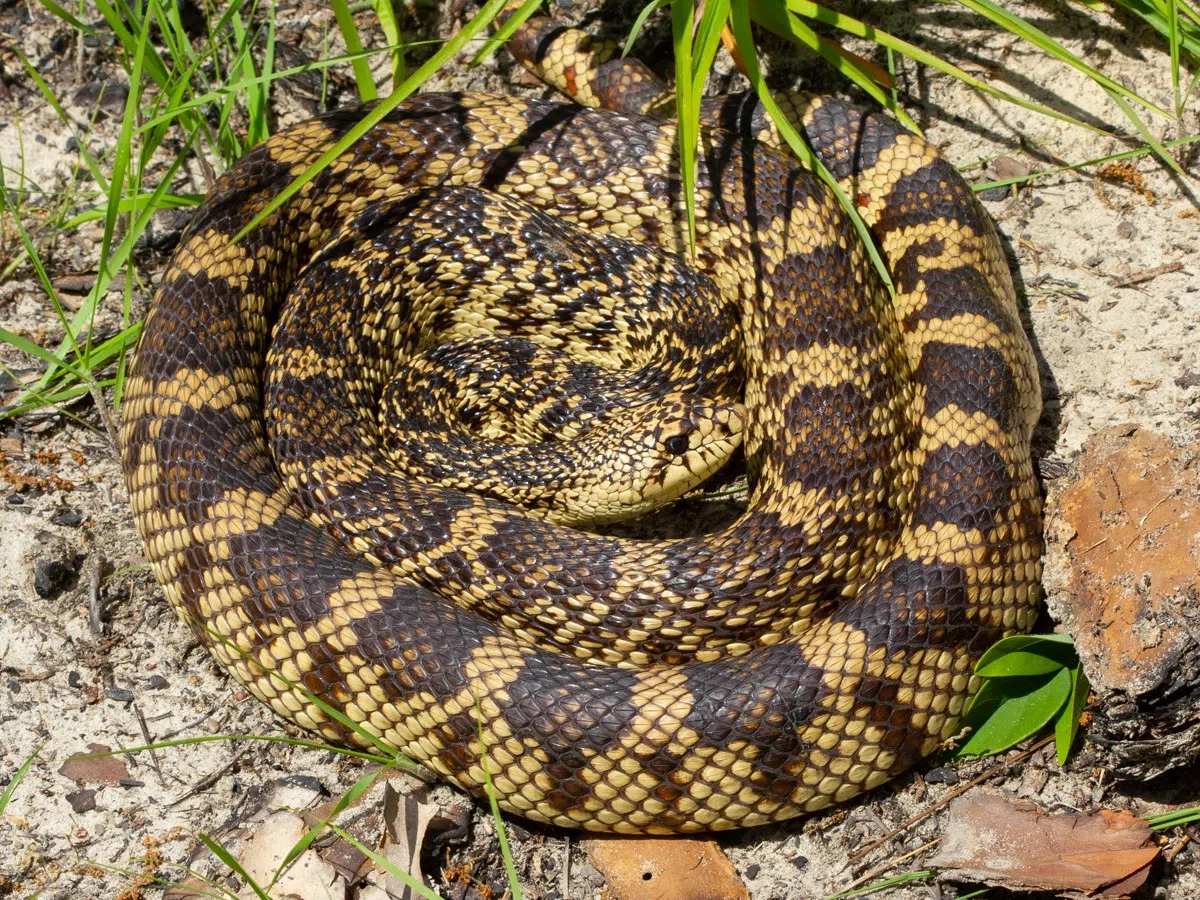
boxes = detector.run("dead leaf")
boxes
[584,837,750,900]
[57,743,129,785]
[992,156,1031,180]
[236,809,345,900]
[377,781,437,900]
[930,791,1157,898]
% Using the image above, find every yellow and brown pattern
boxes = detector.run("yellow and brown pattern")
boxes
[118,16,1043,833]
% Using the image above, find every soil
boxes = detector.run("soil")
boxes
[1,1,1198,898]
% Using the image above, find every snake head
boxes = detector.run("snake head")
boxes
[560,395,747,527]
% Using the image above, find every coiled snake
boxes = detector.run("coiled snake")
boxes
[119,15,1043,832]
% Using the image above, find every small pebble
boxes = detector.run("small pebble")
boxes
[34,557,72,598]
[66,789,97,813]
[977,185,1010,203]
[118,779,145,788]
[73,80,129,114]
[743,863,760,880]
[925,766,960,785]
[147,674,169,690]
[63,136,79,154]
[104,685,135,703]
[68,671,83,690]
[50,507,83,527]
[791,854,808,870]
[279,774,325,794]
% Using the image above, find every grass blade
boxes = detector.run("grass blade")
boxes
[372,0,405,88]
[953,0,1170,116]
[1146,806,1200,831]
[233,0,516,244]
[79,734,397,766]
[331,0,378,102]
[200,835,271,900]
[1106,86,1186,174]
[476,699,523,900]
[729,0,894,294]
[970,132,1200,190]
[1170,0,1184,116]
[754,0,1111,135]
[270,767,389,889]
[471,0,546,67]
[624,0,672,56]
[672,0,699,253]
[764,6,919,132]
[0,743,46,815]
[323,821,445,900]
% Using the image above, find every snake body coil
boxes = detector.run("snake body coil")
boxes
[119,21,1043,832]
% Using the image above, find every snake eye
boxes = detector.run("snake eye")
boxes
[665,434,690,456]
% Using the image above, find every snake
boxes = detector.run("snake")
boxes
[118,13,1044,833]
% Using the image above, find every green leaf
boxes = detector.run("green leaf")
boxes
[975,633,1078,678]
[1055,662,1090,766]
[956,667,1072,758]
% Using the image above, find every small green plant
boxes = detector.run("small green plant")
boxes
[953,634,1090,765]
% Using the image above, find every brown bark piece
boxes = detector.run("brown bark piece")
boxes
[1046,426,1200,777]
[584,837,750,900]
[56,743,130,786]
[930,791,1157,897]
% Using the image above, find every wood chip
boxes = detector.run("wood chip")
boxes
[1108,261,1183,288]
[583,837,750,900]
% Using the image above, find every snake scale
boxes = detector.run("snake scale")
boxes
[118,14,1043,832]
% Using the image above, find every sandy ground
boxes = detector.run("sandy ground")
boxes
[1,0,1198,897]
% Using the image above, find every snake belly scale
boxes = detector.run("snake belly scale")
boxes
[118,19,1043,833]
